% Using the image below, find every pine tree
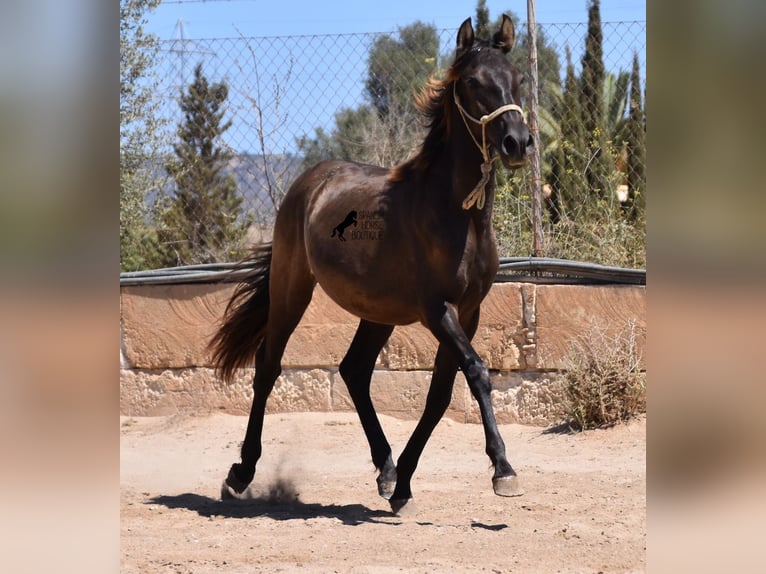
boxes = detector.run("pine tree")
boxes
[158,63,248,266]
[554,46,588,215]
[581,0,604,137]
[625,51,646,219]
[580,0,610,196]
[488,9,562,201]
[475,0,491,39]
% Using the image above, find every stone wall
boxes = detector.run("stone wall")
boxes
[120,282,645,425]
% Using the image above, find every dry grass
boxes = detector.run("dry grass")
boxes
[556,319,646,431]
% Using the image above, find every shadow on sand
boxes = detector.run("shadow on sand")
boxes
[150,492,396,526]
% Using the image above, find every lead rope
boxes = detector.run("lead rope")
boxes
[453,83,526,210]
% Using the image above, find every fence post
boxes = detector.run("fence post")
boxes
[526,0,544,257]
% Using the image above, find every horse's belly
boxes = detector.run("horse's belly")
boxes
[307,232,421,325]
[301,160,420,325]
[316,275,420,326]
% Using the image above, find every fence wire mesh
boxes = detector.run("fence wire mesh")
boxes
[132,21,646,269]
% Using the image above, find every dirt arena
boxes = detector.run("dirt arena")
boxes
[120,411,645,573]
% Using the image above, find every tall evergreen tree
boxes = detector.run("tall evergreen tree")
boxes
[487,9,562,192]
[158,63,248,266]
[625,51,646,219]
[581,0,604,137]
[120,0,163,271]
[490,12,561,113]
[475,0,491,39]
[580,0,610,196]
[554,46,588,214]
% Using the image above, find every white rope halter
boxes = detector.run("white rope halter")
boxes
[453,83,526,210]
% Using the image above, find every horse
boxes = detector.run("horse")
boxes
[330,210,358,241]
[210,14,533,515]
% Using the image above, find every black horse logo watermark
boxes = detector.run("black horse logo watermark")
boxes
[331,210,357,241]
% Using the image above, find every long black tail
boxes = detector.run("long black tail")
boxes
[209,244,272,383]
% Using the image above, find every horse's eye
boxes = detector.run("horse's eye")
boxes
[466,77,480,89]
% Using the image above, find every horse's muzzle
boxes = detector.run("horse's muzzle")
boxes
[500,125,533,168]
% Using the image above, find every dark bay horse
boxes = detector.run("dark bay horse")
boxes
[210,15,533,515]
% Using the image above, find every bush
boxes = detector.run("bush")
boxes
[556,319,646,430]
[493,173,646,268]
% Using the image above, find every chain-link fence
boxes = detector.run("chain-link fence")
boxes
[137,20,645,269]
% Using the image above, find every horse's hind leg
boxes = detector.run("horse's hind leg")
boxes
[223,256,315,498]
[339,320,396,498]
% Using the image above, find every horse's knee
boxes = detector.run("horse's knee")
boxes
[463,358,491,397]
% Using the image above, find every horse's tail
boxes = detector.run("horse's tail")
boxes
[209,244,272,383]
[331,227,337,237]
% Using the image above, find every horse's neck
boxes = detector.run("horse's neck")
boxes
[444,131,497,224]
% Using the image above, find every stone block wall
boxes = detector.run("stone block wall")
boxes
[120,282,645,425]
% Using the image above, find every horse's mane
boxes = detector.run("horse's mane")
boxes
[388,64,462,182]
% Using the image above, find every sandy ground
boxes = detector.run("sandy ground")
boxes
[120,411,645,573]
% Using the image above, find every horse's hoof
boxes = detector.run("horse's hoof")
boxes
[390,497,417,517]
[492,475,524,497]
[377,479,396,500]
[221,466,251,499]
[221,479,241,500]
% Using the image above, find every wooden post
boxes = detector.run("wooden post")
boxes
[527,0,544,257]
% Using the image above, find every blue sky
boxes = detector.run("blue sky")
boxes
[144,1,646,155]
[146,0,646,40]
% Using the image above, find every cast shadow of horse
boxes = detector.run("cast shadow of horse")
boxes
[150,493,394,526]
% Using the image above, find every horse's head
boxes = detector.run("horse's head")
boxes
[452,15,533,171]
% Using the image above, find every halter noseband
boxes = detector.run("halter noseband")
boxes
[453,82,526,210]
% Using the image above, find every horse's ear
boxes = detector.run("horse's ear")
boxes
[456,17,474,58]
[492,14,515,53]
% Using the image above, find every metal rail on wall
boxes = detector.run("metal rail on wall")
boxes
[120,258,645,287]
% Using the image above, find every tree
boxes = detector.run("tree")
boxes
[603,71,630,142]
[475,0,491,39]
[580,0,610,196]
[299,22,439,168]
[549,46,589,218]
[501,13,561,112]
[120,0,163,271]
[488,7,562,220]
[157,63,249,266]
[581,0,605,138]
[365,22,440,118]
[624,51,646,219]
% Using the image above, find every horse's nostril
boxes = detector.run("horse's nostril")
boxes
[502,134,519,157]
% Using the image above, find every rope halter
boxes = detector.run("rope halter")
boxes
[453,82,527,210]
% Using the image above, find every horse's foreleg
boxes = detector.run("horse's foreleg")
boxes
[427,304,522,501]
[339,320,396,499]
[457,308,523,498]
[461,355,523,497]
